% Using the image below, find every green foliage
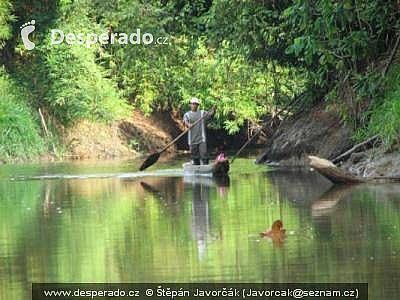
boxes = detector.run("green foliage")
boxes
[0,68,44,160]
[9,0,129,127]
[94,0,303,133]
[355,64,400,147]
[283,0,398,84]
[1,0,400,160]
[369,97,400,147]
[33,0,129,125]
[173,41,269,134]
[91,0,175,113]
[205,0,400,133]
[0,0,16,48]
[282,0,399,123]
[206,0,292,63]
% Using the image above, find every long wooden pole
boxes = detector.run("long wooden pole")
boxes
[38,108,49,137]
[230,125,264,163]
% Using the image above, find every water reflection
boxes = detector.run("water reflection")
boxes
[140,175,230,261]
[265,168,400,299]
[190,181,211,261]
[265,168,332,206]
[311,184,352,217]
[0,162,400,299]
[311,184,355,239]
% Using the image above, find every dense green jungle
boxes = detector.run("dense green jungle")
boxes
[0,0,399,161]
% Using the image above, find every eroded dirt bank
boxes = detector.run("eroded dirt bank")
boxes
[59,109,252,160]
[256,105,354,165]
[60,110,180,160]
[256,105,400,178]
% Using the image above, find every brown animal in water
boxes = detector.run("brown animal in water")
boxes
[260,220,286,246]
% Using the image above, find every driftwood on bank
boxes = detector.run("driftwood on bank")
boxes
[308,155,400,184]
[332,134,379,164]
[309,156,366,184]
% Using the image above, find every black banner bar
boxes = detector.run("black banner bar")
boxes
[32,283,368,299]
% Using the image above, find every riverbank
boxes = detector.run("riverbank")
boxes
[256,105,400,178]
[2,103,397,178]
[51,109,257,162]
[0,107,255,164]
[54,110,182,161]
[0,110,181,164]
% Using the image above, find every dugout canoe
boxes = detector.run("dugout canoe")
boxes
[183,159,230,177]
[308,155,400,184]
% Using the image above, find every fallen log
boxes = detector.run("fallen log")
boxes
[308,156,366,184]
[308,155,400,184]
[332,134,379,164]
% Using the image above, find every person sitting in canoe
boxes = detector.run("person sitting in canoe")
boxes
[183,97,216,165]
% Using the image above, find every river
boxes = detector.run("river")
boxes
[0,157,399,299]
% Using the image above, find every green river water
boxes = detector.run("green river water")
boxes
[0,158,399,299]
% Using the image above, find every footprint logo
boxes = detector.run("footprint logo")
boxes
[20,20,36,50]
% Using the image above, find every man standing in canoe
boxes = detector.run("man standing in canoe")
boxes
[183,97,216,165]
